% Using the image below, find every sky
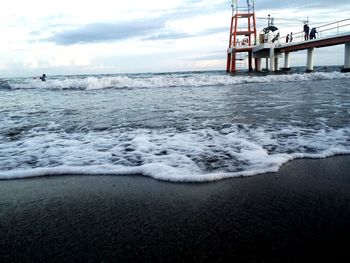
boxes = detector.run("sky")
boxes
[0,0,349,77]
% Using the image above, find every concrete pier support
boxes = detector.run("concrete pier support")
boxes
[226,53,231,72]
[342,42,350,72]
[256,58,262,71]
[265,58,269,71]
[248,52,253,71]
[274,57,279,71]
[284,52,290,69]
[306,48,315,72]
[269,48,275,71]
[230,51,236,73]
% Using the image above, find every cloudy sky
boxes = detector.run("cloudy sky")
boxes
[0,0,349,77]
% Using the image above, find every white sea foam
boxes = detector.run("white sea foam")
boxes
[8,71,350,90]
[0,125,349,182]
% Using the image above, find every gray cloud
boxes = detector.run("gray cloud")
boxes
[45,15,228,45]
[46,20,164,45]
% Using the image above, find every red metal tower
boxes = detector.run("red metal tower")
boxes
[226,0,257,73]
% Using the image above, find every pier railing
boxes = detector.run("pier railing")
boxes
[232,18,350,48]
[317,19,350,38]
[278,18,350,44]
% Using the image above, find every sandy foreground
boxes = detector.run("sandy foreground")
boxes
[1,156,350,262]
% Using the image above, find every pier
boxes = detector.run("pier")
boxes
[226,1,350,73]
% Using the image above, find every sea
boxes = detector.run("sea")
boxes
[1,67,350,182]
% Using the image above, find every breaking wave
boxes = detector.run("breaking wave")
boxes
[6,71,350,90]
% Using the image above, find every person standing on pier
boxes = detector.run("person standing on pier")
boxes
[304,23,310,40]
[310,28,317,39]
[290,32,293,42]
[286,34,290,43]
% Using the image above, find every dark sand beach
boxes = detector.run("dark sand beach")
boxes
[1,156,350,262]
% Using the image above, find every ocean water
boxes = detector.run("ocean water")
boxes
[1,68,350,182]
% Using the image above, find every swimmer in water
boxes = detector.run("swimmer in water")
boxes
[34,74,46,82]
[39,74,46,82]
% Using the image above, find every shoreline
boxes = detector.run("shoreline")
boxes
[1,155,350,262]
[1,153,350,182]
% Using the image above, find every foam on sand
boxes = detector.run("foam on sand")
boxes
[1,125,349,182]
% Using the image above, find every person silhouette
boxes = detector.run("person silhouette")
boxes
[304,24,310,40]
[39,74,46,82]
[310,28,317,40]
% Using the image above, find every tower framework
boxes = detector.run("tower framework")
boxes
[226,0,257,73]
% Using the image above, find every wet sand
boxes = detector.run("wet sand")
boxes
[1,156,350,262]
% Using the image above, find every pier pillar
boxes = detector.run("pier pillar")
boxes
[306,47,315,72]
[230,51,236,73]
[226,53,231,72]
[256,58,262,71]
[248,52,253,71]
[283,52,291,69]
[342,42,350,72]
[265,58,269,71]
[274,57,279,71]
[269,48,275,71]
